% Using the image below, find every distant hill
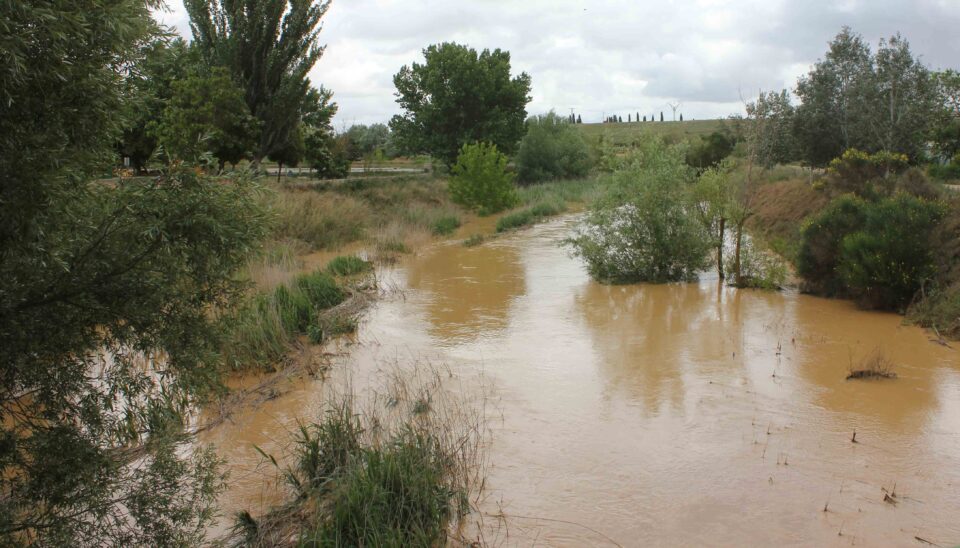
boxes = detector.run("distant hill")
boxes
[575,119,726,145]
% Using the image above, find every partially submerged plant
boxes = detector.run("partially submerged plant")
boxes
[847,347,898,380]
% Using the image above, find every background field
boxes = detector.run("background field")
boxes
[575,118,725,145]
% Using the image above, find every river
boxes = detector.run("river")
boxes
[202,214,960,546]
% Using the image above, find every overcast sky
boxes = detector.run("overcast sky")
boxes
[155,0,960,127]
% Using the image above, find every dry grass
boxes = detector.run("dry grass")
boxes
[847,348,898,380]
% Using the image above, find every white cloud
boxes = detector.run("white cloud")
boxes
[158,0,960,125]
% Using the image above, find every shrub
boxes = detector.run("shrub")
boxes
[448,142,519,215]
[515,112,593,183]
[567,160,709,283]
[796,195,868,296]
[838,193,946,309]
[326,255,372,276]
[927,153,960,181]
[725,239,788,290]
[685,130,735,171]
[431,215,461,235]
[825,149,909,196]
[462,234,484,247]
[295,270,345,310]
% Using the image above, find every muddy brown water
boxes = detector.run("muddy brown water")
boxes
[202,214,960,546]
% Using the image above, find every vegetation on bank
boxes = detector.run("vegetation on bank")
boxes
[231,366,489,547]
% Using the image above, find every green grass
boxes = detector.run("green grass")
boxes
[462,234,484,247]
[326,255,372,277]
[496,201,565,232]
[221,269,346,370]
[575,118,726,147]
[431,215,461,236]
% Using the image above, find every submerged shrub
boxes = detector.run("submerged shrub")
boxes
[448,142,519,215]
[326,255,372,276]
[515,112,593,183]
[726,239,788,290]
[567,137,708,283]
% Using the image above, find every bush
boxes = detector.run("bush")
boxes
[796,195,868,296]
[837,194,946,309]
[515,112,593,183]
[927,153,960,181]
[567,158,709,283]
[326,255,372,276]
[431,215,461,235]
[726,239,788,290]
[825,149,909,196]
[685,130,736,171]
[797,193,945,309]
[448,142,519,215]
[462,234,484,247]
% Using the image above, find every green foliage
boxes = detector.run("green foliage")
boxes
[223,269,344,369]
[185,0,331,161]
[463,234,485,247]
[793,27,940,166]
[516,112,593,183]
[431,215,462,236]
[495,201,565,232]
[928,153,960,181]
[118,37,201,172]
[825,149,910,195]
[567,138,710,283]
[308,432,453,547]
[837,194,946,309]
[797,195,869,296]
[390,42,532,166]
[725,240,788,290]
[686,130,736,171]
[745,89,796,167]
[797,193,945,308]
[155,67,259,169]
[326,255,373,276]
[448,142,519,215]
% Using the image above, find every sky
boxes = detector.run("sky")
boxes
[154,0,960,127]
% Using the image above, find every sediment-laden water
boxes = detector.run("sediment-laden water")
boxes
[203,214,960,546]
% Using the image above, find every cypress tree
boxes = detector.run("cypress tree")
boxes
[577,114,582,124]
[618,115,622,123]
[660,112,664,122]
[643,115,646,122]
[628,114,631,122]
[680,113,683,122]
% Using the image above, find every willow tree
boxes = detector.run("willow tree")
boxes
[1,0,267,544]
[185,0,330,162]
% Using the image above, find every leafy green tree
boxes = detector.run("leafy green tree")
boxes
[794,27,873,167]
[117,37,200,173]
[861,34,938,159]
[155,67,259,170]
[185,0,330,162]
[448,142,519,215]
[691,159,737,280]
[516,112,593,183]
[269,124,305,181]
[686,130,736,171]
[0,1,268,543]
[745,90,796,167]
[390,43,532,166]
[931,70,960,161]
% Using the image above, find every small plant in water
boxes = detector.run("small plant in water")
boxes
[463,233,485,247]
[846,347,897,380]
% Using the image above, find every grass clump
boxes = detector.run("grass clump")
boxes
[222,270,346,370]
[495,201,565,233]
[235,364,490,547]
[847,348,897,380]
[431,215,461,236]
[326,255,372,277]
[462,234,484,247]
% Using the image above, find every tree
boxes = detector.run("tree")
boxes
[269,124,305,181]
[691,160,736,280]
[745,89,796,167]
[933,70,960,160]
[516,112,593,183]
[577,114,582,124]
[794,27,873,167]
[1,1,268,544]
[861,34,938,159]
[390,43,532,166]
[185,0,330,162]
[448,142,519,215]
[680,113,684,122]
[660,112,664,121]
[117,37,200,173]
[155,67,259,171]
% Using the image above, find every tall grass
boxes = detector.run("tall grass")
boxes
[516,176,605,206]
[221,269,346,371]
[233,363,491,547]
[496,201,566,232]
[271,191,370,251]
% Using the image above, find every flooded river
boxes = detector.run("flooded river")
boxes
[203,214,960,546]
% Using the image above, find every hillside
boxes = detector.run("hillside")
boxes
[575,118,725,145]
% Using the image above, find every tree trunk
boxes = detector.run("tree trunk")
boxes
[733,221,744,287]
[276,161,283,184]
[717,217,726,281]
